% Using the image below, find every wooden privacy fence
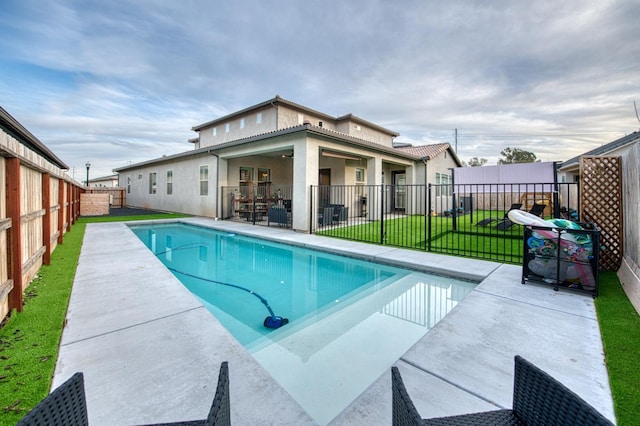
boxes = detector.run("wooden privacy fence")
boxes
[1,150,83,324]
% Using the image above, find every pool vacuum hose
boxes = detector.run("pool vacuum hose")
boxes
[160,261,290,329]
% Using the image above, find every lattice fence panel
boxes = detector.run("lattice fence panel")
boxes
[581,156,623,271]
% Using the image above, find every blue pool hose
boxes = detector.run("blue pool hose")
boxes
[167,267,289,329]
[152,244,288,329]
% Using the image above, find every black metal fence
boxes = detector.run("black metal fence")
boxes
[310,182,580,264]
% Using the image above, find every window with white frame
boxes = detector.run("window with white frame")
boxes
[213,127,217,136]
[166,170,173,195]
[200,166,208,196]
[127,177,131,194]
[149,172,157,194]
[256,112,262,124]
[225,123,230,133]
[355,168,365,183]
[240,118,245,129]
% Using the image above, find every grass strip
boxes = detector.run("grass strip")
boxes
[595,271,640,426]
[0,223,85,425]
[0,213,187,425]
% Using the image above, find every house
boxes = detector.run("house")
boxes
[88,174,119,188]
[114,96,462,231]
[559,131,640,314]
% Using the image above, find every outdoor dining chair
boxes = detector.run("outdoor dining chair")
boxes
[17,372,88,426]
[392,355,613,426]
[495,203,546,231]
[139,361,231,426]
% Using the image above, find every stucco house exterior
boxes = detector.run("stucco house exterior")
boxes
[114,96,462,231]
[88,174,119,188]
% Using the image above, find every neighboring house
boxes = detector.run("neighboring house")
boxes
[558,131,640,182]
[559,131,640,314]
[88,174,119,188]
[114,95,462,231]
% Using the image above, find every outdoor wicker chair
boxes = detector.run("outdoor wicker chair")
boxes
[392,355,613,426]
[138,362,230,426]
[17,372,88,426]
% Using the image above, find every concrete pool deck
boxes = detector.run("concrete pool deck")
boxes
[54,217,616,425]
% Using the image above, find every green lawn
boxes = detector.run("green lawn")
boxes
[1,213,638,425]
[0,213,188,425]
[595,272,640,426]
[318,211,525,263]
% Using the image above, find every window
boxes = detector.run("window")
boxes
[138,173,142,180]
[258,168,270,182]
[355,168,365,183]
[225,123,230,133]
[166,170,173,195]
[200,166,208,196]
[436,173,450,196]
[213,127,217,136]
[240,118,245,129]
[298,113,304,124]
[127,177,131,194]
[441,174,449,196]
[149,172,157,194]
[256,112,262,124]
[239,167,253,183]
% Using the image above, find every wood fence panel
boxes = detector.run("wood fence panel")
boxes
[20,165,44,286]
[50,176,60,252]
[0,157,11,320]
[58,178,65,244]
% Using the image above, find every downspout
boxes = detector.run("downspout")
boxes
[208,150,220,219]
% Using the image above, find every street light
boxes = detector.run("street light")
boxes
[85,161,91,187]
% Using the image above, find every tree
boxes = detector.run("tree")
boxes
[468,157,488,167]
[498,147,540,164]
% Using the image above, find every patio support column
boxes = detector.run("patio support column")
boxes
[293,140,315,231]
[366,157,383,221]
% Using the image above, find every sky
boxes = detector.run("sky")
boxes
[1,1,639,181]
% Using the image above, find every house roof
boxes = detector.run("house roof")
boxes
[191,95,399,137]
[0,106,69,169]
[114,123,434,172]
[558,131,640,171]
[395,143,464,166]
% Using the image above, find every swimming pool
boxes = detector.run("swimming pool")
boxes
[131,222,476,425]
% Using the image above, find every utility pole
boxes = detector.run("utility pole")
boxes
[454,128,458,153]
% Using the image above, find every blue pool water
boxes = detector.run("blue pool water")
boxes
[130,222,476,425]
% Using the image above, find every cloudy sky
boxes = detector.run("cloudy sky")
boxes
[1,1,638,180]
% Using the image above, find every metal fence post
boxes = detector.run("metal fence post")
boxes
[380,184,385,244]
[427,183,432,252]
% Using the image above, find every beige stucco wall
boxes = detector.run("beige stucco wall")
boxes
[119,154,219,217]
[198,106,277,148]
